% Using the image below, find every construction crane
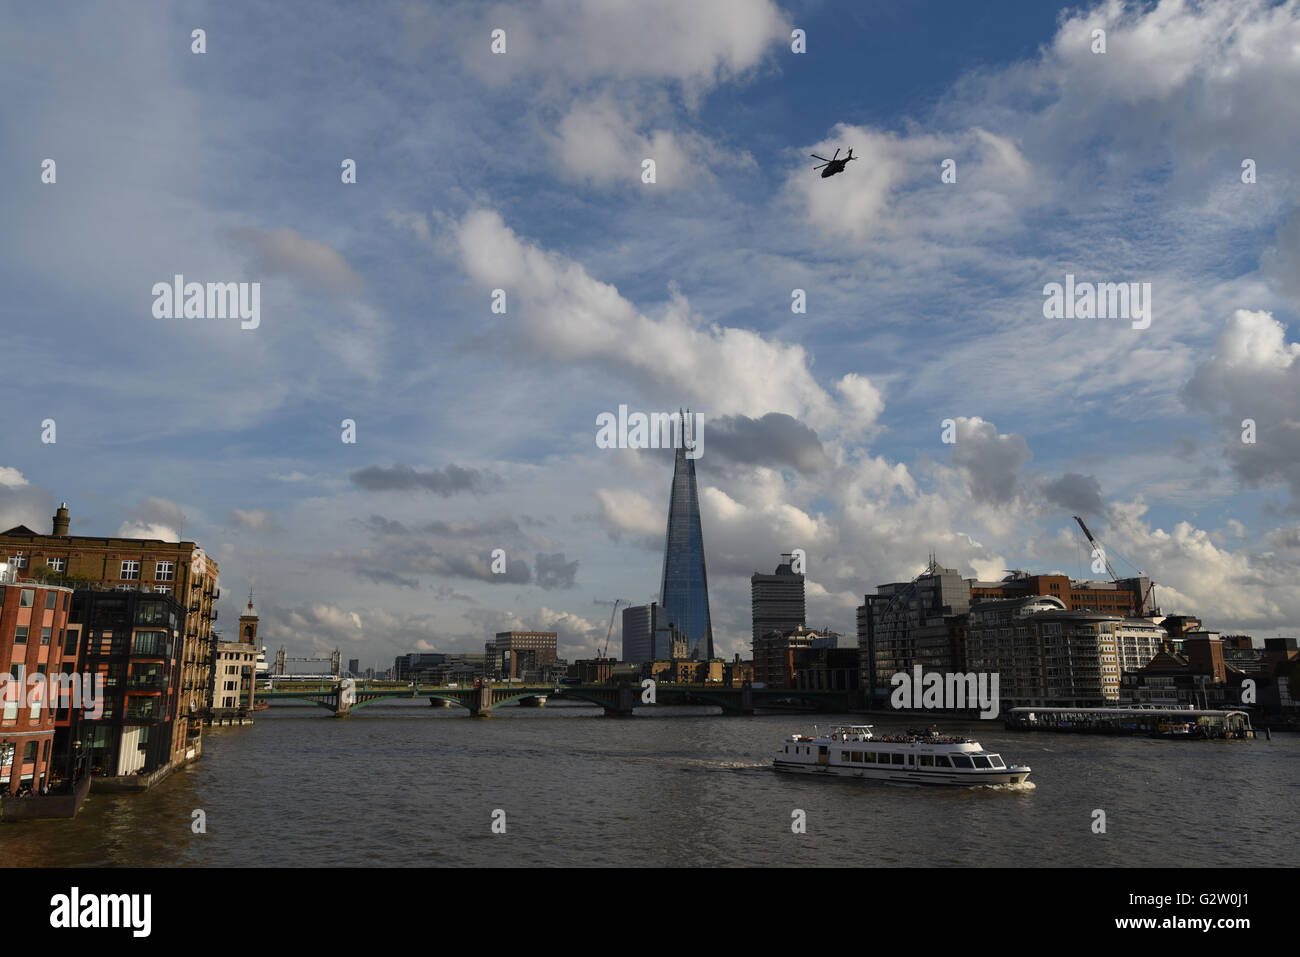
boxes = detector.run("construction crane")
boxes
[1073,516,1158,616]
[1073,516,1119,582]
[598,599,621,659]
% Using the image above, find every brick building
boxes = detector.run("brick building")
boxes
[0,567,74,796]
[0,503,220,769]
[486,631,558,680]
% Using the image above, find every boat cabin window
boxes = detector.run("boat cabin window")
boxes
[950,755,973,769]
[862,752,875,763]
[933,755,951,767]
[988,755,1005,768]
[841,751,851,762]
[971,756,991,769]
[851,751,863,762]
[919,755,934,767]
[891,753,905,765]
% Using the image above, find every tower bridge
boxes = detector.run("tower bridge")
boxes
[243,679,853,717]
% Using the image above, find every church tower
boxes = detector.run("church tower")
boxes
[238,588,259,645]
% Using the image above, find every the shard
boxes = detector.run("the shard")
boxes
[658,411,713,660]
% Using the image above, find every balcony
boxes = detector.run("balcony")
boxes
[127,675,167,692]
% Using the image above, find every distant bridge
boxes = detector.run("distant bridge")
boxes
[244,680,855,717]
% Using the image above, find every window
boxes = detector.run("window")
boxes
[891,753,905,765]
[920,754,934,767]
[23,742,37,762]
[63,629,76,654]
[951,755,973,768]
[840,750,850,761]
[933,755,951,767]
[154,585,171,595]
[10,556,28,569]
[45,592,56,610]
[132,631,168,657]
[120,560,140,580]
[40,627,51,645]
[135,602,167,626]
[14,625,28,644]
[19,589,34,607]
[971,756,992,769]
[989,755,1006,768]
[155,561,175,582]
[47,557,66,572]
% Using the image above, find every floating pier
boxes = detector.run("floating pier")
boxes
[1004,706,1256,739]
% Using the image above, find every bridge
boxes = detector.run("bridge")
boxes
[244,679,854,717]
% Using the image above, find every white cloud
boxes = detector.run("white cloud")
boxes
[454,208,842,426]
[463,0,787,94]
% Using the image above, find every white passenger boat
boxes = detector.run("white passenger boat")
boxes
[773,725,1031,786]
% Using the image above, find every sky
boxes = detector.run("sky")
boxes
[2,0,1299,669]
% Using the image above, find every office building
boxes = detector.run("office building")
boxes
[622,602,662,665]
[658,412,714,660]
[486,632,557,680]
[857,560,971,699]
[751,556,805,648]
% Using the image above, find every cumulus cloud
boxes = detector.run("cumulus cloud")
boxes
[1183,309,1300,500]
[947,417,1032,505]
[534,551,579,589]
[454,209,843,427]
[117,497,188,542]
[707,413,831,474]
[0,469,52,534]
[1041,473,1105,517]
[231,226,364,295]
[594,487,663,541]
[350,463,498,496]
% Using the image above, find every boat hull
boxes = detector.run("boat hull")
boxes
[772,760,1030,787]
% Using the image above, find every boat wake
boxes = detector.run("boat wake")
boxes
[978,780,1037,792]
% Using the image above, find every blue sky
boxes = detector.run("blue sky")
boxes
[2,0,1299,666]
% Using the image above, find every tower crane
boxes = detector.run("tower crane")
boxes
[1073,516,1119,582]
[1073,515,1158,616]
[598,599,622,659]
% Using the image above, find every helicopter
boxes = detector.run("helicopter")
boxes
[810,147,856,178]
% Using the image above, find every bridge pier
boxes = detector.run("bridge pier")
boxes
[724,684,755,715]
[469,684,495,717]
[603,683,638,717]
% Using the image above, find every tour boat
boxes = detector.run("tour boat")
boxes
[773,725,1031,786]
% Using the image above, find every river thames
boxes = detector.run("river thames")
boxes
[2,702,1295,867]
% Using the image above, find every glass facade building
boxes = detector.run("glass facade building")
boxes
[658,418,713,660]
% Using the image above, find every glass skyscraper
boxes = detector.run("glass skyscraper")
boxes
[658,413,713,660]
